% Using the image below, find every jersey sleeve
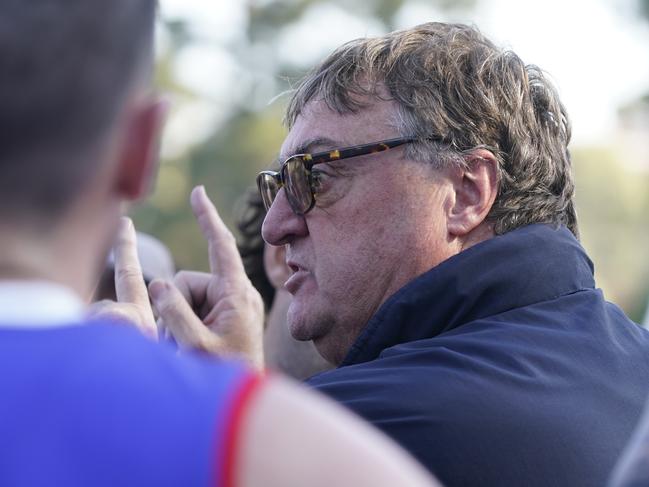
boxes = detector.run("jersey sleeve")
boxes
[213,371,268,487]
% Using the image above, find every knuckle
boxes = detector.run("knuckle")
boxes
[93,299,114,309]
[116,233,135,246]
[174,270,190,281]
[116,265,142,282]
[155,298,176,318]
[214,231,236,248]
[96,303,134,322]
[223,231,236,245]
[196,334,219,353]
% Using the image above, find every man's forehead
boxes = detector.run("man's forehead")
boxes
[280,101,345,158]
[279,98,400,159]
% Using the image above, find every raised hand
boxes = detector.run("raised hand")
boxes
[88,218,158,339]
[149,186,265,371]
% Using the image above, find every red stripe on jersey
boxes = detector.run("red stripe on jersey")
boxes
[220,372,266,487]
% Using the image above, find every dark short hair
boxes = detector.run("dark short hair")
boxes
[235,188,275,311]
[0,0,157,222]
[286,22,578,237]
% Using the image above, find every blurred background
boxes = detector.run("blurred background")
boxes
[133,0,649,322]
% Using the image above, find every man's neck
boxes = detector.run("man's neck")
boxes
[0,222,108,303]
[459,222,496,253]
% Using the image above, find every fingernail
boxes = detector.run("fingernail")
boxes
[190,186,204,205]
[148,279,167,301]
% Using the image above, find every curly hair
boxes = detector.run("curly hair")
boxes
[286,22,578,237]
[235,187,276,312]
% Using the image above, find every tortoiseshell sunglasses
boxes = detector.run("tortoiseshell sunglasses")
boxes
[256,136,420,216]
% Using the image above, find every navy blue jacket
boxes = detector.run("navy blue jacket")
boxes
[308,224,649,487]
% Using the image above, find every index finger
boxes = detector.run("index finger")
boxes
[114,217,150,309]
[190,185,246,278]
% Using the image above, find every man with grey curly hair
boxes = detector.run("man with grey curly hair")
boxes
[255,22,649,486]
[149,22,649,487]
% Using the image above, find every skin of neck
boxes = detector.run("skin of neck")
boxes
[0,159,123,303]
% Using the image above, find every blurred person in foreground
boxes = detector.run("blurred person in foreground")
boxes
[140,23,649,487]
[236,188,331,379]
[0,1,438,486]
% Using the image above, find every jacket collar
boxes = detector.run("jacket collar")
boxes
[341,224,595,366]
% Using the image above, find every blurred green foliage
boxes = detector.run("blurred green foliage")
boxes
[572,147,649,320]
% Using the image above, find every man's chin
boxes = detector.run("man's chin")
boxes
[287,300,328,342]
[287,316,317,342]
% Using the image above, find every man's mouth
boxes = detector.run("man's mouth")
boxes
[284,260,309,293]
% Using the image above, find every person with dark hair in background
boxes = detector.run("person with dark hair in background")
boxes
[0,2,439,485]
[140,23,649,487]
[236,188,331,379]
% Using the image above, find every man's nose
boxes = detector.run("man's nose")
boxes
[261,188,308,246]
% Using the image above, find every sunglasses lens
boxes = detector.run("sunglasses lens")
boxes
[256,172,280,211]
[284,156,313,215]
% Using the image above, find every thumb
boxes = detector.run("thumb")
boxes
[149,279,223,353]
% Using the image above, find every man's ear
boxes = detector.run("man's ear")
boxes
[446,149,499,237]
[114,97,168,200]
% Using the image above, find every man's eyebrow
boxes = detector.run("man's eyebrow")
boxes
[282,137,342,159]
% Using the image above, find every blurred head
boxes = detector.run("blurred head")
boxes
[261,22,576,364]
[0,0,164,293]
